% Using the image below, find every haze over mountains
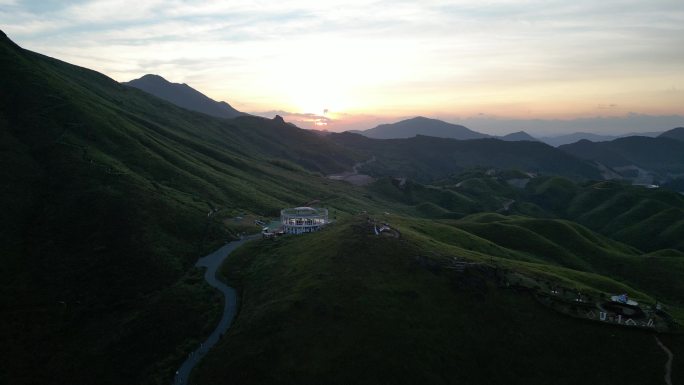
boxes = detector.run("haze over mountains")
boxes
[349,116,675,147]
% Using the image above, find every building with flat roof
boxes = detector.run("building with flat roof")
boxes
[281,207,328,234]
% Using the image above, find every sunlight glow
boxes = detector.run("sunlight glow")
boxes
[2,0,682,132]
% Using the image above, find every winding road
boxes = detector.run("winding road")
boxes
[655,336,674,385]
[173,235,258,385]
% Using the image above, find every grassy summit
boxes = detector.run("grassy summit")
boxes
[195,216,683,385]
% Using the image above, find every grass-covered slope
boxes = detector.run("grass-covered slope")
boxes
[450,215,684,307]
[0,30,376,385]
[368,171,684,253]
[194,217,682,385]
[528,178,684,251]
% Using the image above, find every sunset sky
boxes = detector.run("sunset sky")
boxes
[2,0,683,134]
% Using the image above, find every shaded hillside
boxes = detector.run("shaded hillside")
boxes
[194,217,683,385]
[0,30,375,385]
[124,74,243,119]
[330,133,602,182]
[559,137,684,181]
[358,116,489,139]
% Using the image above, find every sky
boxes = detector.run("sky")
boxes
[1,0,683,134]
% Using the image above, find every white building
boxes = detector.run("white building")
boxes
[281,207,328,234]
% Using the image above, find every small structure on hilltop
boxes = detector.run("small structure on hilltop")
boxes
[281,207,328,235]
[610,293,639,306]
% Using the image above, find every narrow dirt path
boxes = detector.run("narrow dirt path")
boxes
[655,336,673,385]
[173,235,258,385]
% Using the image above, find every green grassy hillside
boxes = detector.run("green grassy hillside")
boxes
[450,216,684,307]
[2,30,683,385]
[194,217,683,385]
[368,172,684,253]
[527,178,684,251]
[0,30,383,385]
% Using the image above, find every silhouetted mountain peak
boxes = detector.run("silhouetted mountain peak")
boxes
[124,74,243,119]
[500,131,537,142]
[359,116,489,140]
[0,29,21,50]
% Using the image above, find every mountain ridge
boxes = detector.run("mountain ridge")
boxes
[357,116,490,140]
[124,74,244,119]
[659,127,684,141]
[500,130,537,142]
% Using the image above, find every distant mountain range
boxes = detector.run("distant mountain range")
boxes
[353,116,542,142]
[538,132,618,146]
[539,131,663,147]
[351,117,672,146]
[124,74,243,119]
[357,116,490,140]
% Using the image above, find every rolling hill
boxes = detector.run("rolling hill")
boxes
[192,216,683,385]
[527,178,684,251]
[367,171,684,253]
[357,116,490,139]
[124,74,244,119]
